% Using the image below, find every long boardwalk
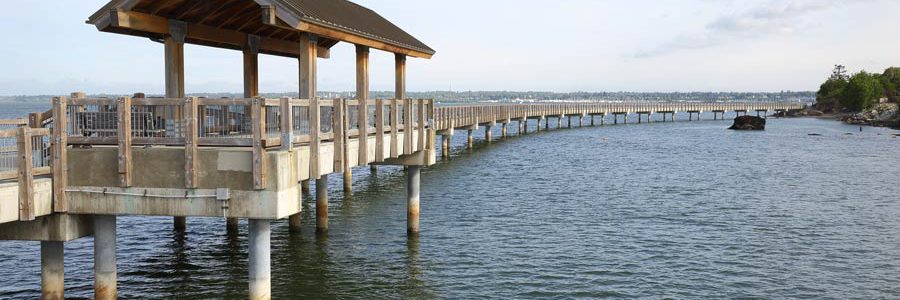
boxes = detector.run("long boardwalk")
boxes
[0,0,806,299]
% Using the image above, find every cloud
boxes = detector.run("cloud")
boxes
[634,0,854,58]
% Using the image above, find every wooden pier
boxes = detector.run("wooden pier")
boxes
[0,0,805,299]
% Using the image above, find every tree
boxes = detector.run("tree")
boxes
[841,71,883,111]
[881,67,900,102]
[816,65,849,112]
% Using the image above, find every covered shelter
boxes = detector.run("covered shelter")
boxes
[84,1,434,299]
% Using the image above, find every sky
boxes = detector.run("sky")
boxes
[1,0,899,95]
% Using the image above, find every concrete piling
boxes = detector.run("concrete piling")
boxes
[316,175,329,233]
[300,180,310,194]
[407,166,421,234]
[343,170,352,193]
[441,135,451,157]
[485,125,493,142]
[466,130,474,148]
[174,216,186,231]
[248,219,271,300]
[501,123,508,137]
[41,241,64,300]
[226,218,238,232]
[94,215,117,300]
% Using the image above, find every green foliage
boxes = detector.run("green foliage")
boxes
[840,71,883,111]
[881,67,900,102]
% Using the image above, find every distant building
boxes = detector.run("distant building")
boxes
[879,97,889,104]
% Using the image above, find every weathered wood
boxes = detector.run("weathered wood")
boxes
[374,100,384,160]
[301,32,320,178]
[52,96,68,212]
[244,35,260,99]
[280,97,294,150]
[355,50,371,167]
[101,10,330,59]
[418,99,426,152]
[404,99,413,154]
[251,98,267,190]
[390,99,399,158]
[17,127,34,221]
[184,97,200,188]
[117,96,133,187]
[333,99,345,173]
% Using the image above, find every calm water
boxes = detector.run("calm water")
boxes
[1,102,900,299]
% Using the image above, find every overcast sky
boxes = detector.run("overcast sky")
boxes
[1,0,898,95]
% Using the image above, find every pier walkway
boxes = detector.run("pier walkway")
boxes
[0,0,803,299]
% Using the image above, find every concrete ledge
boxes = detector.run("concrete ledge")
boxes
[0,178,53,224]
[0,213,94,242]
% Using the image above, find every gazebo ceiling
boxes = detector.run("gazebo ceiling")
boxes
[87,0,434,59]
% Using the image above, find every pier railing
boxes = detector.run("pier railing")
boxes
[0,124,53,222]
[434,102,804,131]
[54,95,436,190]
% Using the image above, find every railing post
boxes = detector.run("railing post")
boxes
[251,98,267,189]
[309,98,321,179]
[374,99,384,162]
[51,96,68,212]
[418,99,426,152]
[280,97,293,150]
[404,98,413,155]
[390,99,399,158]
[117,96,133,187]
[183,97,199,188]
[334,99,345,174]
[358,99,369,166]
[17,127,34,221]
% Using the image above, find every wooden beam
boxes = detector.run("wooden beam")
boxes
[52,96,68,212]
[334,99,345,173]
[356,45,369,166]
[164,21,185,98]
[280,97,293,150]
[184,97,199,188]
[251,98,267,189]
[244,35,260,98]
[101,10,330,59]
[117,96,133,187]
[17,127,34,221]
[395,54,407,100]
[390,99,399,158]
[300,32,320,178]
[291,20,433,59]
[374,99,384,162]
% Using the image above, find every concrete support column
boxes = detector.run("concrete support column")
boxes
[590,115,595,126]
[501,123,508,137]
[466,130,473,148]
[624,114,628,124]
[441,135,451,157]
[521,120,527,134]
[301,180,310,193]
[672,112,676,122]
[485,126,493,142]
[536,118,542,131]
[557,116,562,129]
[248,219,271,300]
[407,166,421,234]
[94,215,117,300]
[601,114,605,126]
[226,218,239,232]
[648,113,653,123]
[316,175,329,233]
[41,241,65,300]
[343,170,352,193]
[567,115,572,128]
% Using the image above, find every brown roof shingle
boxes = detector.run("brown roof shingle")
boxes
[279,0,435,55]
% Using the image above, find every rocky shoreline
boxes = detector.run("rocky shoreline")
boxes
[773,103,900,129]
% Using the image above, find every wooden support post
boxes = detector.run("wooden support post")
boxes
[418,99,426,151]
[244,35,260,99]
[356,45,370,166]
[280,97,293,150]
[300,32,320,178]
[390,99,399,158]
[374,99,385,162]
[16,127,34,221]
[331,99,348,185]
[117,97,133,187]
[404,99,413,155]
[183,97,199,188]
[167,20,188,230]
[251,98,267,189]
[52,96,68,212]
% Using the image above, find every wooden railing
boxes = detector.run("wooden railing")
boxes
[54,94,436,190]
[433,102,805,131]
[0,125,53,221]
